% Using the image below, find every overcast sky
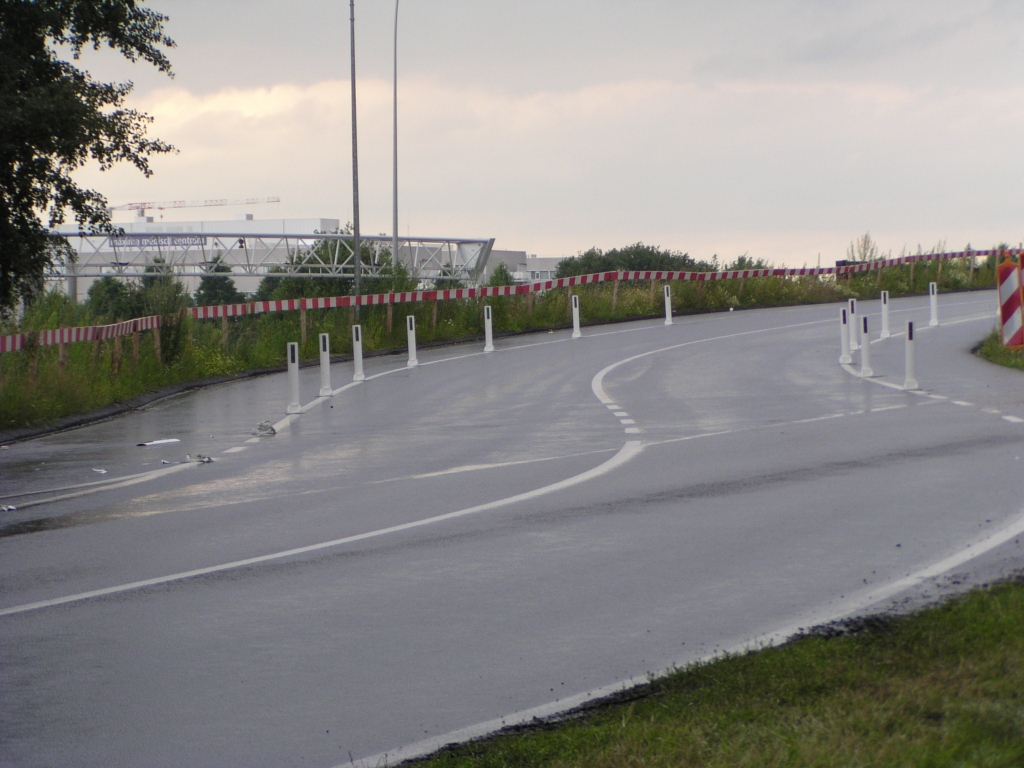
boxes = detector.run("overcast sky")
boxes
[72,1,1024,265]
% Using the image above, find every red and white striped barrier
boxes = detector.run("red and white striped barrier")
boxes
[1,247,1005,356]
[997,253,1024,349]
[1,316,160,355]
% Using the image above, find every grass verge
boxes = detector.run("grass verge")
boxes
[976,330,1024,372]
[410,580,1024,768]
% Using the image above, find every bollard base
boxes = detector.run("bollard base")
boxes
[880,331,890,339]
[929,319,939,327]
[861,367,874,378]
[484,344,494,353]
[407,360,418,368]
[319,387,333,397]
[664,318,673,326]
[904,379,919,390]
[353,373,365,382]
[286,404,302,414]
[571,331,581,339]
[840,353,852,364]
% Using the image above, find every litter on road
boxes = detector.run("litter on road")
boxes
[255,421,276,436]
[91,469,107,474]
[136,439,181,447]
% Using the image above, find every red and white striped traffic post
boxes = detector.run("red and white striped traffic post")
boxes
[997,251,1024,350]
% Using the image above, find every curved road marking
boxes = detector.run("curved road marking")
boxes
[591,317,832,404]
[0,441,644,618]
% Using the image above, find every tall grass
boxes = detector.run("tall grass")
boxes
[0,255,994,431]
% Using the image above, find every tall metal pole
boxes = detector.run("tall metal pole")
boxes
[349,0,361,308]
[391,0,400,274]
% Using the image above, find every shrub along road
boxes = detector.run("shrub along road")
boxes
[0,293,1021,767]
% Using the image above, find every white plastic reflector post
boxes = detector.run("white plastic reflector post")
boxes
[929,282,939,326]
[848,298,859,350]
[860,316,873,377]
[351,324,365,381]
[286,342,301,414]
[663,285,673,325]
[484,305,494,352]
[840,308,852,364]
[904,320,918,390]
[318,333,333,396]
[571,294,581,339]
[880,290,891,339]
[406,315,418,367]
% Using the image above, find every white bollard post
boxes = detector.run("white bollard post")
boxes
[860,316,873,378]
[929,281,939,326]
[880,290,891,339]
[904,320,918,390]
[318,333,333,396]
[663,285,673,325]
[406,315,418,367]
[571,294,581,339]
[483,305,494,352]
[848,298,859,350]
[351,324,365,381]
[286,342,302,414]
[840,308,852,364]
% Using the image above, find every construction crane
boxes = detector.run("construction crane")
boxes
[109,197,281,217]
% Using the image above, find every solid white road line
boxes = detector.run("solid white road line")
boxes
[0,441,644,618]
[348,500,1024,768]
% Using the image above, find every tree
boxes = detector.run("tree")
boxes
[555,243,711,278]
[487,262,516,286]
[194,255,243,306]
[0,0,176,316]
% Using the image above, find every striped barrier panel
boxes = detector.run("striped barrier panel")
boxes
[2,248,1006,355]
[1,316,161,355]
[997,253,1024,349]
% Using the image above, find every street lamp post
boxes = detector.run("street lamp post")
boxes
[392,0,400,274]
[349,0,361,307]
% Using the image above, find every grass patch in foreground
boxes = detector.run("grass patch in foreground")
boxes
[977,330,1024,372]
[412,581,1024,767]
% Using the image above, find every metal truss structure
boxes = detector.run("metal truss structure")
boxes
[50,232,495,286]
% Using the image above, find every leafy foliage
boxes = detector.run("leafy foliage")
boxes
[0,0,175,315]
[555,242,713,277]
[487,262,516,286]
[194,255,244,306]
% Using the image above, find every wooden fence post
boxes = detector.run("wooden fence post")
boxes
[111,336,122,378]
[221,316,229,349]
[153,327,162,365]
[386,303,393,334]
[93,338,102,366]
[300,307,307,347]
[526,291,534,318]
[611,279,619,311]
[910,261,916,290]
[58,327,68,373]
[937,260,943,286]
[431,300,438,330]
[132,330,140,362]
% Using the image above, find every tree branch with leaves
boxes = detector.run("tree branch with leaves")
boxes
[0,0,175,315]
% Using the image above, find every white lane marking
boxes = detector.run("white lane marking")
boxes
[350,500,1024,768]
[3,463,197,510]
[840,362,909,391]
[222,447,247,454]
[606,404,619,409]
[624,428,641,434]
[613,412,629,417]
[244,437,260,444]
[869,311,998,342]
[591,318,834,404]
[927,395,947,400]
[871,405,907,412]
[0,442,644,618]
[0,468,176,501]
[952,401,974,407]
[403,449,617,480]
[1003,415,1024,423]
[620,419,636,424]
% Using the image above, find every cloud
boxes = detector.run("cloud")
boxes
[77,70,1024,264]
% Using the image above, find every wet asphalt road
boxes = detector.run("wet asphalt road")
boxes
[2,293,1023,767]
